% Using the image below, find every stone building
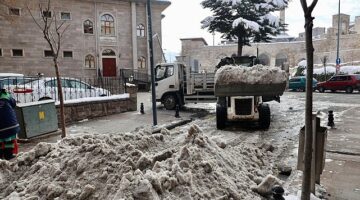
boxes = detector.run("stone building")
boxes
[0,0,170,78]
[180,13,360,73]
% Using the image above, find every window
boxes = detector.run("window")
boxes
[9,8,20,16]
[155,65,174,81]
[138,56,146,69]
[137,24,145,37]
[101,14,115,36]
[63,51,73,58]
[12,49,23,57]
[83,20,93,34]
[60,12,71,20]
[85,55,95,68]
[68,80,89,89]
[42,11,52,18]
[102,49,115,56]
[0,48,2,57]
[44,50,54,57]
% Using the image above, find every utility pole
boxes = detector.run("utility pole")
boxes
[147,0,158,126]
[336,0,341,74]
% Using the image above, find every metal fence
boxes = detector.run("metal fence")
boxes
[0,76,125,103]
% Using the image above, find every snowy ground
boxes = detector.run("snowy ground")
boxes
[1,92,359,199]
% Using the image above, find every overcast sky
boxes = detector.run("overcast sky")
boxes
[161,0,360,56]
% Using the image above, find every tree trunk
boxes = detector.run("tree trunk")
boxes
[301,12,315,200]
[237,37,243,56]
[54,59,67,138]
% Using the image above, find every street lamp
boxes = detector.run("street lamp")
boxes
[336,0,341,74]
[124,75,134,93]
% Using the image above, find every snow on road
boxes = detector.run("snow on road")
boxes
[1,124,277,200]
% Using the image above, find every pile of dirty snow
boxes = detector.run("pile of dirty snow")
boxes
[0,124,278,200]
[215,64,287,85]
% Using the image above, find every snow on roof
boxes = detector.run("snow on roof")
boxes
[0,73,24,77]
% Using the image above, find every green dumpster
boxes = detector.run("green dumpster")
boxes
[16,100,58,139]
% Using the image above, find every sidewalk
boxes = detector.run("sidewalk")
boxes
[18,92,198,153]
[321,106,360,200]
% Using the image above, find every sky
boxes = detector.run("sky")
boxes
[161,0,360,58]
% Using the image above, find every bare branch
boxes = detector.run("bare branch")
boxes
[300,0,308,13]
[308,0,318,14]
[27,5,43,30]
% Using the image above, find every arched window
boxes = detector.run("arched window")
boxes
[85,54,95,68]
[84,20,93,34]
[137,24,145,37]
[101,14,115,35]
[138,56,146,69]
[275,53,288,68]
[258,53,270,66]
[102,49,116,56]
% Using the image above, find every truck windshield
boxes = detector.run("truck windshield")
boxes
[155,65,174,81]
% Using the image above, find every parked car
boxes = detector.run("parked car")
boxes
[9,77,110,103]
[288,76,318,91]
[316,74,360,93]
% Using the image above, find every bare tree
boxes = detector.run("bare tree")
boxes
[27,0,69,138]
[300,0,318,199]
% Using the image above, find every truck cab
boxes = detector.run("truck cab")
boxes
[155,63,186,110]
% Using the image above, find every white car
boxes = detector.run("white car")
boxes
[10,77,110,103]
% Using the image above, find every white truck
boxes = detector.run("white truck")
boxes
[155,63,216,110]
[155,57,287,129]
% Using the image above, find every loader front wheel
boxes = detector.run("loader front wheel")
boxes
[216,97,227,130]
[259,103,271,129]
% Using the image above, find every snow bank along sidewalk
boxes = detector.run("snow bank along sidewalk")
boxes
[1,124,280,200]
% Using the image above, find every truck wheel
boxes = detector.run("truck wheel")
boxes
[318,87,325,93]
[163,94,177,110]
[216,97,227,130]
[259,104,271,129]
[345,86,353,94]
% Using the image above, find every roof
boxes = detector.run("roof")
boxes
[180,38,208,45]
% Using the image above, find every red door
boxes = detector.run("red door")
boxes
[102,58,117,77]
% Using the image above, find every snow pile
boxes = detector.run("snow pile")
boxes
[0,124,276,200]
[215,64,287,85]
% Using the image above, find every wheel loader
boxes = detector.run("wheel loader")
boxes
[214,56,287,129]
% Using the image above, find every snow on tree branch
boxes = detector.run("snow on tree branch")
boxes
[233,17,260,32]
[201,16,215,29]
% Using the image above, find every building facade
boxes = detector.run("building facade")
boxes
[180,13,360,73]
[0,0,170,78]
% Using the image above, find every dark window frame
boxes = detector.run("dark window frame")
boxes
[100,14,115,36]
[44,50,54,57]
[60,12,71,20]
[102,49,116,56]
[42,11,52,18]
[137,24,145,37]
[138,56,146,69]
[63,51,73,58]
[85,54,95,68]
[9,7,21,16]
[0,48,2,57]
[83,19,94,34]
[12,49,23,57]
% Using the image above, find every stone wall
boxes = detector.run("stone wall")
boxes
[56,86,137,124]
[180,33,360,72]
